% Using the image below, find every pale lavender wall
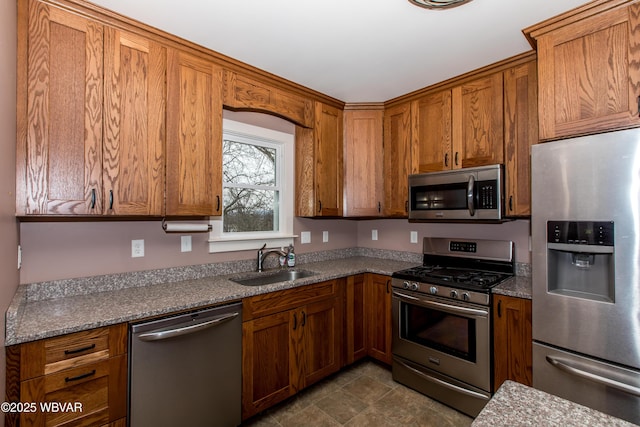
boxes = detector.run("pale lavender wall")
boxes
[356,219,531,263]
[1,0,19,420]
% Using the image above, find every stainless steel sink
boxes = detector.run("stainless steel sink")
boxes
[230,269,317,286]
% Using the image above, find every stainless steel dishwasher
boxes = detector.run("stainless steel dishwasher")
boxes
[129,302,242,427]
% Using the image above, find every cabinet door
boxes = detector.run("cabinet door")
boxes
[242,311,295,420]
[301,297,342,387]
[504,60,538,217]
[315,103,344,216]
[493,295,532,390]
[345,274,367,365]
[343,108,384,217]
[383,102,412,217]
[166,49,223,216]
[535,3,640,140]
[104,29,165,216]
[366,274,392,365]
[412,90,452,172]
[452,73,504,168]
[19,1,103,215]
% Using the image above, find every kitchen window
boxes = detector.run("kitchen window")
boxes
[209,119,295,252]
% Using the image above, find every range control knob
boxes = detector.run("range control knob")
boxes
[403,281,410,289]
[450,290,458,298]
[462,292,471,301]
[429,286,438,295]
[411,282,419,291]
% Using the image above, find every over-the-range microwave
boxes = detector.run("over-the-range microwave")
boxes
[408,164,504,222]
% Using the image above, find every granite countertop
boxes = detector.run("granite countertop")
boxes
[492,275,532,299]
[473,380,636,426]
[6,249,531,346]
[6,255,419,346]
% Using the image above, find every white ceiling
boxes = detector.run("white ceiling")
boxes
[92,0,590,103]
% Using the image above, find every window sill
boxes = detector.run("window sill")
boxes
[208,234,296,253]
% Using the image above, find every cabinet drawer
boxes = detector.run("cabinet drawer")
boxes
[18,324,127,380]
[21,359,110,427]
[243,280,338,320]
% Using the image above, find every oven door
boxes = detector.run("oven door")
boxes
[392,289,491,391]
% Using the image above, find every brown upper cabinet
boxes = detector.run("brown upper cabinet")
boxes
[343,105,384,217]
[17,1,166,217]
[296,102,344,217]
[411,74,504,174]
[165,49,223,216]
[383,102,413,218]
[223,71,314,128]
[503,59,538,217]
[524,0,640,140]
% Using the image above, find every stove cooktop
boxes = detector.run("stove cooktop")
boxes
[392,265,510,292]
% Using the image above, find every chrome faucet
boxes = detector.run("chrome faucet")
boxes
[257,243,288,272]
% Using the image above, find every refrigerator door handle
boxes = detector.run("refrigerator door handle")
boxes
[546,355,640,397]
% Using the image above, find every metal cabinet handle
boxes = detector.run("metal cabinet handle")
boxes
[509,195,513,212]
[64,343,96,355]
[318,201,322,213]
[301,311,306,327]
[138,312,239,341]
[546,355,640,397]
[405,200,409,213]
[65,370,96,383]
[455,152,459,166]
[637,95,640,118]
[497,300,502,318]
[90,189,96,209]
[293,313,298,330]
[109,190,114,210]
[216,195,221,212]
[378,202,381,213]
[444,153,449,167]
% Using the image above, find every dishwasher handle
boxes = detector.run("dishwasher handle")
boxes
[137,311,239,342]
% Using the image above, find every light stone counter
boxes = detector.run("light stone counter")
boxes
[492,275,532,299]
[473,380,637,426]
[6,250,420,346]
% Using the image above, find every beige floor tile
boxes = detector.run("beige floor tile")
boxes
[242,360,474,427]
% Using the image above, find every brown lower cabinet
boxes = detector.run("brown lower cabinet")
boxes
[241,279,343,420]
[493,294,532,390]
[5,324,127,427]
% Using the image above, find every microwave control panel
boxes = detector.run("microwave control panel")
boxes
[547,221,614,246]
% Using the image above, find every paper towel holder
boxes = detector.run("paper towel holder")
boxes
[162,218,212,233]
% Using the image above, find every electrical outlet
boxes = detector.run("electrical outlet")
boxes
[131,239,145,258]
[301,231,311,244]
[410,231,418,244]
[322,231,329,243]
[372,229,378,241]
[17,245,22,270]
[181,235,192,252]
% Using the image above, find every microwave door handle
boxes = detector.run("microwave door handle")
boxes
[467,175,476,216]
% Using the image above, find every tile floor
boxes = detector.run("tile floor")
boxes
[241,360,474,427]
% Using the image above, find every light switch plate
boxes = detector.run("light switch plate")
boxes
[410,231,418,244]
[132,239,145,258]
[372,229,378,241]
[301,231,311,244]
[181,235,192,252]
[322,231,329,243]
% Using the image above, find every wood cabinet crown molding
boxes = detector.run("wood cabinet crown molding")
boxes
[31,0,344,110]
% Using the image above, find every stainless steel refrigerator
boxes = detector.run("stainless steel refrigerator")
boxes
[531,128,640,425]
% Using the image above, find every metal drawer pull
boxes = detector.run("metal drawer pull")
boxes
[138,312,239,342]
[65,370,96,383]
[546,355,640,397]
[64,343,96,355]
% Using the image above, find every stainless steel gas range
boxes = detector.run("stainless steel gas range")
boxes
[391,237,514,417]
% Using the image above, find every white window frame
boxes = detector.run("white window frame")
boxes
[208,119,295,252]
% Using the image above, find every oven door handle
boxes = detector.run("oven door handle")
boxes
[393,291,488,318]
[546,355,640,397]
[394,357,489,400]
